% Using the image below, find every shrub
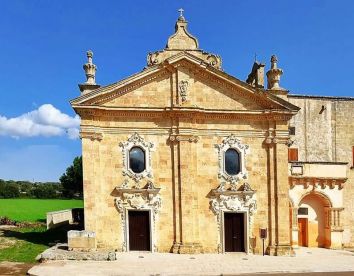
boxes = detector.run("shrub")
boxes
[0,216,16,225]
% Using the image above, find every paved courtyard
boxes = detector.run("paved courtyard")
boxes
[28,247,354,276]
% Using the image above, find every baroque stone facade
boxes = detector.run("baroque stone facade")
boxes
[70,12,354,255]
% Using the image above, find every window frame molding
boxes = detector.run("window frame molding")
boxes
[119,133,154,182]
[215,135,250,184]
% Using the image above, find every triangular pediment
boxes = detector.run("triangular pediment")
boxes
[71,52,299,115]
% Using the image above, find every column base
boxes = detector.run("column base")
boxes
[172,242,203,254]
[266,245,295,256]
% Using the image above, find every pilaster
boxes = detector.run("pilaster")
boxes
[170,131,203,253]
[265,122,293,256]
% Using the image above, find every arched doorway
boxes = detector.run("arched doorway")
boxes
[298,192,331,248]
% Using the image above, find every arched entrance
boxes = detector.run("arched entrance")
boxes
[297,192,331,248]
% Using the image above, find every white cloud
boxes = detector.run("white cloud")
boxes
[0,104,80,139]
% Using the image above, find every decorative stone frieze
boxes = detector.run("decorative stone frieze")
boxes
[210,183,257,253]
[119,133,154,182]
[215,135,250,185]
[114,183,161,252]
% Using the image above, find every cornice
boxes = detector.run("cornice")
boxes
[80,125,271,138]
[73,105,295,121]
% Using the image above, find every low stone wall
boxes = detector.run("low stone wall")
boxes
[46,209,73,229]
[68,230,96,251]
[46,208,84,229]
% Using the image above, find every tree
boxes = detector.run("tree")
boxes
[29,184,58,199]
[60,156,83,198]
[0,180,20,198]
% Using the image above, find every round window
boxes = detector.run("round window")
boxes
[224,148,240,175]
[129,147,146,173]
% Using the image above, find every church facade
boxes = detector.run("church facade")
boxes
[70,13,354,255]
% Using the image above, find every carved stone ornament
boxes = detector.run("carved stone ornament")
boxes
[119,133,154,182]
[147,51,163,66]
[114,184,161,252]
[206,54,222,69]
[215,135,250,186]
[210,189,257,253]
[178,80,189,103]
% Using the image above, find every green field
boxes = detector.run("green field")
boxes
[0,199,84,263]
[0,199,83,222]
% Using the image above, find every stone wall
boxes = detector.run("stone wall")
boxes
[288,96,354,247]
[80,113,291,254]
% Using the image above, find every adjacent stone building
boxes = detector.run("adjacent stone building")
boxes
[70,12,354,255]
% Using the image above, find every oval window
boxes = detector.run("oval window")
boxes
[129,147,146,173]
[225,148,240,175]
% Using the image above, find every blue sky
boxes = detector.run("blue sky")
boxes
[1,1,353,182]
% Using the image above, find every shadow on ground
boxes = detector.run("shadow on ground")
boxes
[2,224,82,247]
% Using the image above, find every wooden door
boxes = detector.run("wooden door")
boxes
[298,218,308,247]
[224,213,245,252]
[128,211,150,251]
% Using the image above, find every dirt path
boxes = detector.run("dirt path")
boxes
[0,261,34,275]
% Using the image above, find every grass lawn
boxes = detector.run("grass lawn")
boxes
[0,199,83,222]
[0,199,83,263]
[0,225,70,263]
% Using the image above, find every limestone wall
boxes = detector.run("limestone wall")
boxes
[288,96,354,247]
[80,114,290,254]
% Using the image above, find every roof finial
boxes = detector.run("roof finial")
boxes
[266,54,285,90]
[83,50,97,85]
[178,8,185,21]
[78,50,100,95]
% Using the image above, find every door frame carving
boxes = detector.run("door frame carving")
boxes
[114,184,161,252]
[210,188,256,254]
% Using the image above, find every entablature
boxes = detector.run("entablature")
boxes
[73,105,296,122]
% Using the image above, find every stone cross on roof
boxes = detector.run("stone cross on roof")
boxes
[178,8,184,17]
